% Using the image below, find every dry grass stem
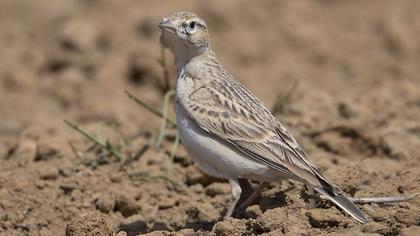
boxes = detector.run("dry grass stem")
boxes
[155,90,176,149]
[158,46,171,92]
[349,193,419,204]
[64,120,124,161]
[125,90,176,126]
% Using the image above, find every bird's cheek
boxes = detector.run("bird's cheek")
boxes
[176,31,189,41]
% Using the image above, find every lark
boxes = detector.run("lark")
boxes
[159,12,367,223]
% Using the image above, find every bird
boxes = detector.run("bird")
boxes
[158,11,368,224]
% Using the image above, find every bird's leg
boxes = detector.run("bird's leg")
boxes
[225,178,242,218]
[230,179,254,217]
[234,181,268,215]
[236,179,254,206]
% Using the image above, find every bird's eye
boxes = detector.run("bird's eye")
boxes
[189,21,196,29]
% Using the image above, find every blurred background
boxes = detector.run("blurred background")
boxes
[0,0,419,235]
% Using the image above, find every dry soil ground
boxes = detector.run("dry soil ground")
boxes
[0,0,419,235]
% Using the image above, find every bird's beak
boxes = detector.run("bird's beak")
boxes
[159,18,176,32]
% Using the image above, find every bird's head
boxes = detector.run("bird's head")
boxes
[159,12,210,62]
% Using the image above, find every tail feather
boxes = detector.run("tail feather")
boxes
[315,187,368,224]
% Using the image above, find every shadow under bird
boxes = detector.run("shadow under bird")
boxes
[159,11,368,224]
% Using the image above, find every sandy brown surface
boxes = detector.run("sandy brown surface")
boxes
[1,0,420,235]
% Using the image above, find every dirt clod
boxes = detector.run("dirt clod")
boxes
[35,140,60,161]
[118,214,147,235]
[38,166,59,180]
[212,218,247,236]
[186,202,220,223]
[115,194,141,217]
[205,182,230,197]
[245,204,262,219]
[400,226,420,236]
[306,208,350,229]
[65,212,114,236]
[95,194,116,214]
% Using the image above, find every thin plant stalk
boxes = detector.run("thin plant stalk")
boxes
[168,132,180,177]
[155,90,175,149]
[68,141,82,159]
[349,193,419,204]
[159,46,171,92]
[64,120,124,160]
[125,90,176,126]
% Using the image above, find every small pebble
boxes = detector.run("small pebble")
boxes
[115,194,141,217]
[205,182,230,197]
[95,194,115,213]
[119,214,147,233]
[212,218,247,236]
[39,166,59,180]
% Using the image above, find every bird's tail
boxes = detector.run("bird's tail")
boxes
[314,186,368,224]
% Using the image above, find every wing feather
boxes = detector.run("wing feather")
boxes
[180,74,327,186]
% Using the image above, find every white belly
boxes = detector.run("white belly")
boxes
[176,103,280,181]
